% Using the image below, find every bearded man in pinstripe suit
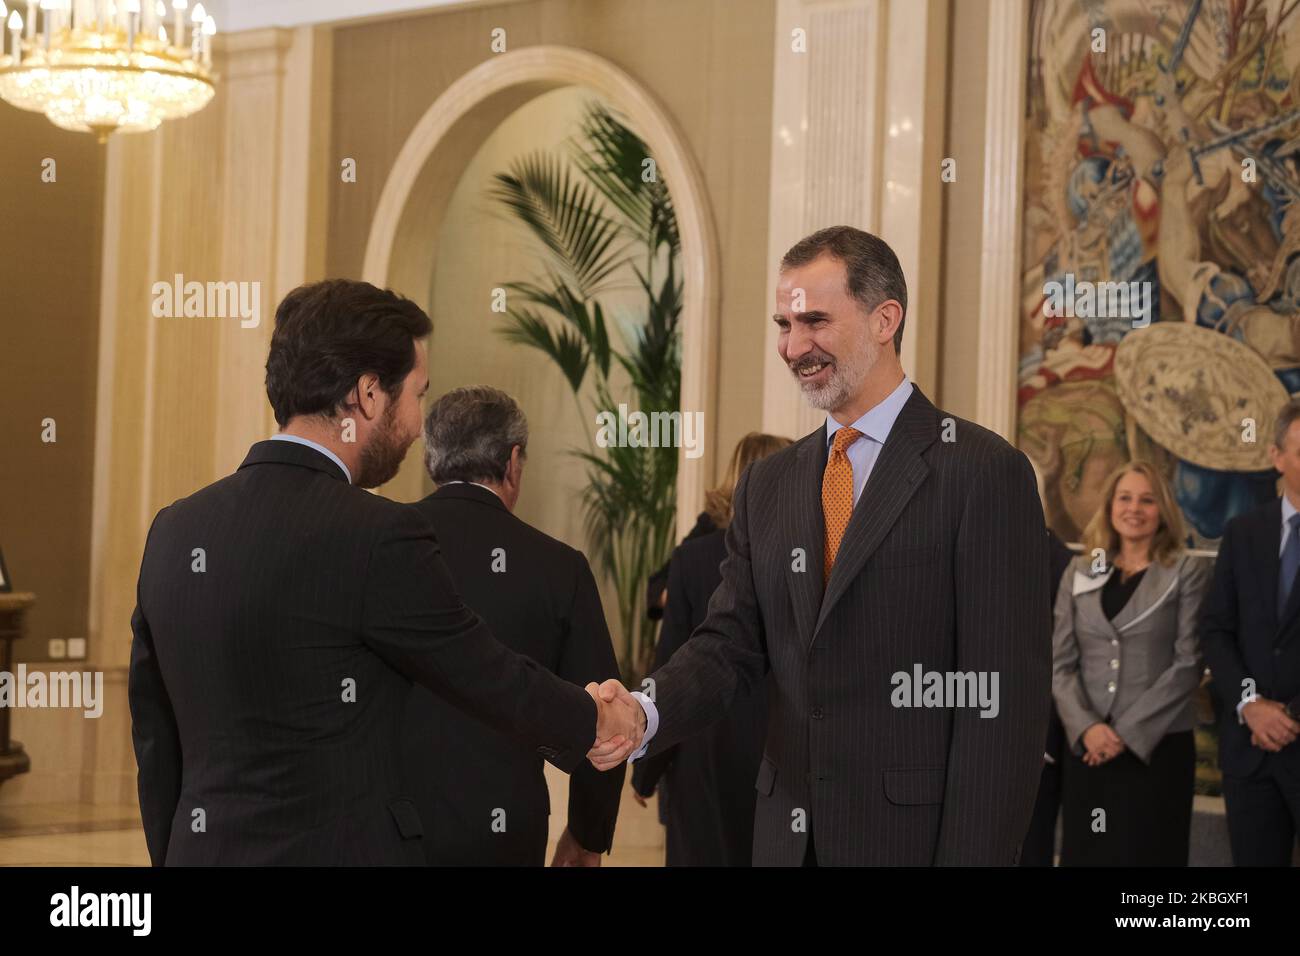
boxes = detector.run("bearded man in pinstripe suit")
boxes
[590,226,1052,866]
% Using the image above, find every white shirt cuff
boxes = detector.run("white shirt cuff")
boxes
[629,691,659,762]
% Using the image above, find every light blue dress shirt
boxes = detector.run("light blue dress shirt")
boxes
[270,433,352,484]
[824,376,914,506]
[628,376,915,761]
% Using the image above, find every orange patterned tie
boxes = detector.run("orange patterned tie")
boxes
[822,426,861,586]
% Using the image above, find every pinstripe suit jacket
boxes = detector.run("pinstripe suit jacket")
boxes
[128,439,597,865]
[642,387,1051,865]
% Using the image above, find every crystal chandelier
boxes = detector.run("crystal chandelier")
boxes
[0,0,217,143]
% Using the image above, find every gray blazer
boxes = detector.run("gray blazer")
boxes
[1051,552,1209,763]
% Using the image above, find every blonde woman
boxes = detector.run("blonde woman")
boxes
[1052,460,1209,865]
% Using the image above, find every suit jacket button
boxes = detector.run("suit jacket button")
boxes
[1107,681,1116,693]
[811,707,824,719]
[1110,659,1119,669]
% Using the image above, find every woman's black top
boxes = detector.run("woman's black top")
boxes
[1102,566,1147,620]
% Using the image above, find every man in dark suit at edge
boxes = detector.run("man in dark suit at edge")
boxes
[1201,398,1300,865]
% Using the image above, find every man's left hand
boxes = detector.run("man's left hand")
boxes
[550,827,601,867]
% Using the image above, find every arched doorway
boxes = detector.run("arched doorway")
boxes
[362,45,719,537]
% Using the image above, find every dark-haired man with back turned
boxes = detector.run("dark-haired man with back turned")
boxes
[401,386,624,866]
[128,279,642,865]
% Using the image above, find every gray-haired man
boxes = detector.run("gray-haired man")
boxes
[399,385,625,865]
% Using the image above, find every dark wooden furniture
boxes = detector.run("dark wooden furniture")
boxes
[0,593,34,789]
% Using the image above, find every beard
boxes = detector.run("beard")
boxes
[788,325,879,411]
[354,403,411,489]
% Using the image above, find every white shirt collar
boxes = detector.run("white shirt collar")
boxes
[441,480,495,492]
[440,480,505,502]
[826,375,914,447]
[270,433,352,484]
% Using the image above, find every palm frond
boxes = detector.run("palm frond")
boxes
[498,307,589,393]
[489,107,684,681]
[570,102,681,256]
[503,272,612,379]
[488,151,632,298]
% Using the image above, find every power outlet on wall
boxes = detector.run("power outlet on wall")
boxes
[48,638,67,659]
[67,638,86,658]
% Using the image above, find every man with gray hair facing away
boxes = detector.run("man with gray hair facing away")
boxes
[400,386,625,865]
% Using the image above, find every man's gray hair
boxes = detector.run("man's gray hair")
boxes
[423,386,528,485]
[1275,397,1300,451]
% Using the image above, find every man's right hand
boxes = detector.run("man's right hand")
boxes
[584,680,646,770]
[1243,699,1300,751]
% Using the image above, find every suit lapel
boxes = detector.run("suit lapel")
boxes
[1077,589,1123,643]
[1256,499,1284,635]
[1072,567,1124,644]
[813,388,936,639]
[786,425,828,649]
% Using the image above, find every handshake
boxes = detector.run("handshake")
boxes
[584,680,646,771]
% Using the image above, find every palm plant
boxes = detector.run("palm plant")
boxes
[489,102,683,680]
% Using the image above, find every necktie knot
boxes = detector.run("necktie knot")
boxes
[831,427,862,457]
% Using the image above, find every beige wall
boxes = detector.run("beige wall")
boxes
[0,107,105,664]
[328,0,776,500]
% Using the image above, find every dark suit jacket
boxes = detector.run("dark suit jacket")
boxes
[1201,497,1300,778]
[632,528,768,865]
[401,483,624,864]
[1045,531,1074,763]
[641,387,1051,865]
[645,512,717,620]
[128,440,597,865]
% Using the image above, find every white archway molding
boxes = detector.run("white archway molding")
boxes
[362,45,720,537]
